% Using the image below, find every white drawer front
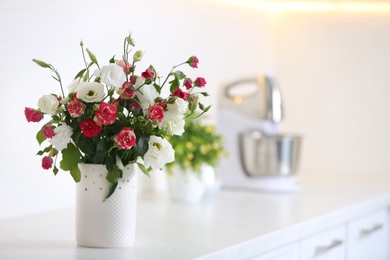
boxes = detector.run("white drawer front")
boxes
[300,225,346,260]
[347,209,389,260]
[249,243,298,260]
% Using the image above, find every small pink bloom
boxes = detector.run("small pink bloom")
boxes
[187,56,199,68]
[24,107,43,123]
[129,75,137,85]
[172,88,189,101]
[159,99,168,109]
[115,127,137,150]
[95,102,117,125]
[129,101,141,111]
[43,126,55,138]
[119,82,136,99]
[116,60,132,74]
[42,156,53,170]
[194,77,207,87]
[141,68,155,79]
[147,104,164,122]
[80,119,102,138]
[184,78,193,90]
[67,99,85,117]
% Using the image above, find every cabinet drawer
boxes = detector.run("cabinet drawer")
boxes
[249,243,298,260]
[347,209,389,260]
[299,225,346,260]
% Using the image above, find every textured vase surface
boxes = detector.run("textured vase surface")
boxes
[76,163,137,248]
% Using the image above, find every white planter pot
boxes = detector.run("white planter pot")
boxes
[202,165,221,199]
[167,166,206,203]
[76,163,137,248]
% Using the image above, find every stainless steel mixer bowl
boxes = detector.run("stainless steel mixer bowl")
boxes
[239,131,302,177]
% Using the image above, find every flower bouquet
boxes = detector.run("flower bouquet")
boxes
[24,34,210,199]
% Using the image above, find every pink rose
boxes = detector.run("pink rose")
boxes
[116,60,132,74]
[68,99,85,117]
[114,127,136,150]
[184,78,193,90]
[194,77,207,87]
[187,56,199,68]
[95,102,117,125]
[129,101,141,111]
[129,75,137,85]
[80,119,102,138]
[43,126,55,138]
[119,82,136,99]
[147,104,164,122]
[42,156,53,170]
[141,68,155,79]
[172,88,189,101]
[24,107,43,123]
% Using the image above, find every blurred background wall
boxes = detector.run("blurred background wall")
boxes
[1,0,390,219]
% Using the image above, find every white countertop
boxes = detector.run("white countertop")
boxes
[1,172,390,260]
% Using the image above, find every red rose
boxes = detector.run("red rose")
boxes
[42,156,53,170]
[43,125,55,138]
[80,119,102,138]
[68,99,85,117]
[114,127,136,149]
[172,88,189,101]
[129,75,137,85]
[119,82,136,99]
[187,56,199,68]
[141,68,155,79]
[95,102,117,125]
[116,60,132,74]
[147,104,164,122]
[194,77,207,87]
[184,78,193,90]
[24,107,43,123]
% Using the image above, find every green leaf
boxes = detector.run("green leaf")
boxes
[70,165,81,182]
[86,48,98,64]
[74,68,87,79]
[36,128,47,145]
[106,164,122,183]
[169,79,179,93]
[200,92,209,97]
[137,163,151,177]
[136,135,150,157]
[106,155,115,172]
[174,70,186,80]
[32,58,51,68]
[77,135,95,156]
[109,55,116,64]
[104,182,118,201]
[153,83,162,94]
[83,70,89,82]
[60,143,81,171]
[93,139,108,164]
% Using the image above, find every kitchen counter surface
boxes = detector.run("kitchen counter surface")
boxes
[1,172,390,260]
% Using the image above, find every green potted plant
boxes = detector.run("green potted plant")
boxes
[166,117,226,203]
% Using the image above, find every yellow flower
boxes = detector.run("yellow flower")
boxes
[205,126,215,133]
[184,161,191,168]
[187,153,194,160]
[194,164,200,170]
[186,141,193,149]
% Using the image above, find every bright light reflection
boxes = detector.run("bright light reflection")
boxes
[198,0,390,12]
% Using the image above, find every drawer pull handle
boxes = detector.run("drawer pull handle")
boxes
[360,223,383,237]
[315,239,343,255]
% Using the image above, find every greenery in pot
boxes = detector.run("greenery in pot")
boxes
[166,117,226,175]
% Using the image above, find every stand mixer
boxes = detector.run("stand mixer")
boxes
[217,74,302,192]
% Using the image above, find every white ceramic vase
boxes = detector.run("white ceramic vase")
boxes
[167,165,206,203]
[76,163,138,248]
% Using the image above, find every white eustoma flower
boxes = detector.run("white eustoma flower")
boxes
[38,94,59,115]
[67,79,86,93]
[159,112,185,136]
[49,124,73,151]
[136,79,159,110]
[144,136,175,170]
[97,64,126,90]
[167,98,188,116]
[76,82,105,103]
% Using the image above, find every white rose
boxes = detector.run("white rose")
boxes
[136,80,159,110]
[98,64,126,89]
[38,95,59,115]
[159,112,185,136]
[49,124,73,151]
[167,98,188,116]
[144,136,175,170]
[77,82,105,103]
